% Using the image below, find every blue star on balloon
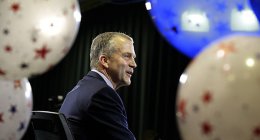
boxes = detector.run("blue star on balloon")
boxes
[17,121,25,131]
[9,105,17,114]
[236,3,244,11]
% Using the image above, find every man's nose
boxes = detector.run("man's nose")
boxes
[130,59,137,68]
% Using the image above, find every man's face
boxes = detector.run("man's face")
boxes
[107,37,137,89]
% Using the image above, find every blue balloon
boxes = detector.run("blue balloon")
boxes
[147,0,260,58]
[250,0,260,22]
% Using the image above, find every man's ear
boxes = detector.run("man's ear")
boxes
[99,55,109,68]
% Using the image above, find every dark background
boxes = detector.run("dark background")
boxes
[29,1,191,140]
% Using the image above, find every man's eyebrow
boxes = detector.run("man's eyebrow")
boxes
[122,52,130,55]
[123,52,136,58]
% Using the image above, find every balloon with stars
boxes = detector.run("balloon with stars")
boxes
[0,0,81,80]
[147,0,260,58]
[176,35,260,140]
[0,78,32,140]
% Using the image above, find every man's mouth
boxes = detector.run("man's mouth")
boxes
[126,71,133,77]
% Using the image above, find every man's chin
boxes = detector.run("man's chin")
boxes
[116,81,131,90]
[123,80,131,86]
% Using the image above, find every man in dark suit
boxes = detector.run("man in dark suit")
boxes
[59,32,137,140]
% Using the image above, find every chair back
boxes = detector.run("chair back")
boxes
[22,111,74,140]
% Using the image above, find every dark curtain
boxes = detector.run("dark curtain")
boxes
[29,2,191,140]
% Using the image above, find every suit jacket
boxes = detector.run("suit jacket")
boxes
[59,71,136,140]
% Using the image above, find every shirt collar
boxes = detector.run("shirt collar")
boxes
[91,69,114,89]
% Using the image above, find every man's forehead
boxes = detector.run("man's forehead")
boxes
[115,44,136,56]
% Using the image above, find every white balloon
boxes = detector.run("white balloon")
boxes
[0,78,33,140]
[0,0,81,80]
[176,35,260,140]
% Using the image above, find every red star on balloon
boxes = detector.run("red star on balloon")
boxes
[202,90,213,104]
[216,42,236,58]
[71,3,75,10]
[0,113,4,123]
[253,126,260,137]
[35,45,51,59]
[14,80,22,89]
[4,45,12,52]
[201,121,212,135]
[10,3,20,13]
[177,99,187,120]
[0,69,6,76]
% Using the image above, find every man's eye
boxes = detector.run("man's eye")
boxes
[123,54,131,58]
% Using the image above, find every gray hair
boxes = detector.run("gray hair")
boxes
[89,32,133,69]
